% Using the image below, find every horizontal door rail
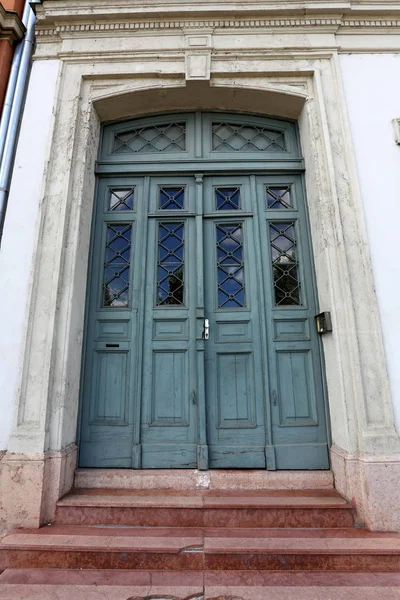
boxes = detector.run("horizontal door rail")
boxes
[96,159,305,176]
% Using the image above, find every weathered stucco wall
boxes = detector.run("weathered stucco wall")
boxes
[340,53,400,435]
[0,59,60,450]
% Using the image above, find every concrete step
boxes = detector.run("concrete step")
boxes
[55,489,354,528]
[1,525,399,572]
[74,468,335,491]
[0,569,400,600]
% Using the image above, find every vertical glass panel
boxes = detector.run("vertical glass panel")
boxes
[266,186,292,210]
[216,187,241,210]
[269,222,301,306]
[157,222,185,305]
[109,188,135,211]
[102,224,132,307]
[216,223,246,308]
[159,187,185,210]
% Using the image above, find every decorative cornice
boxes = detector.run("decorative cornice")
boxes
[35,17,400,38]
[0,4,25,42]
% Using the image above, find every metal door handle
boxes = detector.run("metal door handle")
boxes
[204,318,210,340]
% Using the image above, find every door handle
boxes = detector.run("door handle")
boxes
[204,318,210,340]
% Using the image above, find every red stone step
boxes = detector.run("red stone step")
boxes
[74,468,335,491]
[1,569,400,600]
[54,489,355,528]
[1,525,399,572]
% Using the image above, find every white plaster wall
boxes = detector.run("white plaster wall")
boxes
[0,59,60,450]
[340,54,400,435]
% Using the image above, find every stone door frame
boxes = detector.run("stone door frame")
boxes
[3,42,399,530]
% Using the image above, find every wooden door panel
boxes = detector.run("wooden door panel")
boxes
[256,175,330,469]
[204,177,267,468]
[79,178,145,468]
[150,350,189,426]
[216,351,256,428]
[276,349,318,425]
[140,177,198,468]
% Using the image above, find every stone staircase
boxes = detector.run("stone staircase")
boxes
[1,470,400,599]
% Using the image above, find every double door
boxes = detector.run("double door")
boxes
[79,173,329,470]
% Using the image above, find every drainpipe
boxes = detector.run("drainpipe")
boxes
[0,1,37,246]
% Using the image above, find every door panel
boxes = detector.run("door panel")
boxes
[255,175,329,469]
[80,177,145,468]
[203,177,267,468]
[140,177,198,468]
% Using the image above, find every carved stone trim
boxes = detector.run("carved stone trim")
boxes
[35,17,400,38]
[0,4,25,42]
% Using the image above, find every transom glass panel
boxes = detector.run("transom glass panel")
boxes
[269,222,301,306]
[157,222,185,306]
[216,187,241,210]
[102,224,132,308]
[212,122,286,153]
[113,122,186,154]
[216,223,246,308]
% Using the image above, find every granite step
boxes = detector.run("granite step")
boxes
[74,468,335,491]
[1,525,399,572]
[55,489,354,528]
[1,569,400,600]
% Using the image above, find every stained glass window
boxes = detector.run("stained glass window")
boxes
[216,187,241,210]
[102,224,132,307]
[157,222,185,305]
[269,222,301,306]
[212,122,286,152]
[113,122,186,154]
[216,223,246,308]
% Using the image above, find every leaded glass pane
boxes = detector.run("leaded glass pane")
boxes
[266,186,292,210]
[269,222,301,306]
[216,187,241,210]
[157,222,185,305]
[109,188,135,211]
[212,122,286,152]
[113,122,186,154]
[160,187,184,210]
[102,224,132,308]
[216,223,246,308]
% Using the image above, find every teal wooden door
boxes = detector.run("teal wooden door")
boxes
[79,112,330,470]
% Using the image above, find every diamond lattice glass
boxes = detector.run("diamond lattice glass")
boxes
[102,224,132,307]
[113,122,186,154]
[159,187,185,210]
[157,222,185,305]
[109,188,135,211]
[266,187,292,210]
[269,222,301,306]
[212,122,286,152]
[216,187,241,210]
[216,223,246,308]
